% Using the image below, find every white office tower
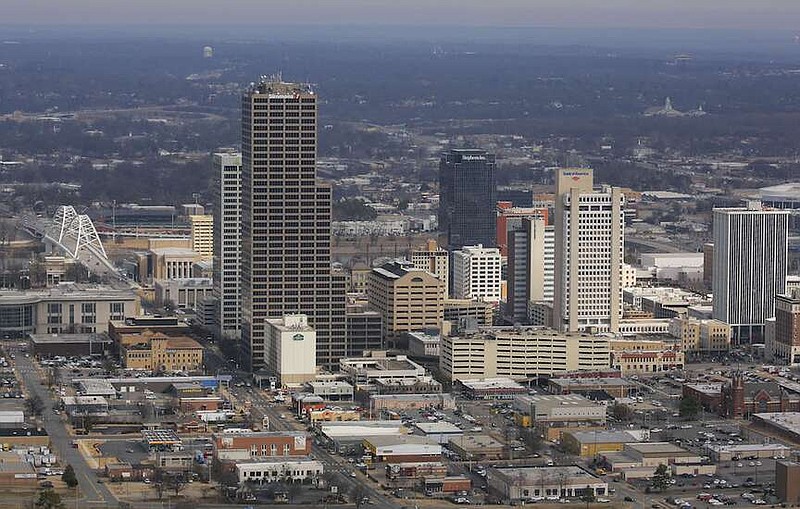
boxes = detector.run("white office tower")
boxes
[712,201,789,344]
[506,216,554,323]
[553,169,624,333]
[452,245,502,303]
[212,152,242,340]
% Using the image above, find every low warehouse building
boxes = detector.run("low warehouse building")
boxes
[423,476,472,496]
[487,465,607,501]
[459,378,527,400]
[707,443,792,462]
[448,434,506,461]
[363,435,441,463]
[30,333,113,358]
[235,458,323,484]
[607,442,716,479]
[369,393,456,411]
[562,430,645,457]
[414,421,463,445]
[213,431,310,461]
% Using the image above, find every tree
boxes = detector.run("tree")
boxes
[651,464,671,492]
[679,396,701,420]
[25,395,44,417]
[520,428,543,452]
[581,486,597,509]
[34,489,64,509]
[350,484,369,508]
[61,465,78,488]
[610,403,633,422]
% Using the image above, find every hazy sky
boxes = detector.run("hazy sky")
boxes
[3,0,800,30]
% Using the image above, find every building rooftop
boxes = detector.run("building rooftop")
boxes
[569,430,642,444]
[142,429,182,445]
[459,378,525,391]
[371,261,419,280]
[684,383,724,395]
[214,430,306,439]
[0,453,34,474]
[149,247,199,257]
[62,395,109,406]
[0,411,24,422]
[448,434,504,450]
[760,182,800,201]
[319,421,404,439]
[625,442,694,456]
[153,278,212,287]
[707,443,792,454]
[234,458,321,466]
[0,284,136,304]
[414,422,463,434]
[248,78,315,97]
[489,465,600,485]
[514,393,597,410]
[30,333,112,344]
[370,393,451,401]
[77,379,117,396]
[364,435,439,448]
[161,336,203,350]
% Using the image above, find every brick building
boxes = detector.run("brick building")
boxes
[683,375,800,418]
[213,431,311,461]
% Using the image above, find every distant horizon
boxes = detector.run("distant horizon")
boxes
[2,24,797,59]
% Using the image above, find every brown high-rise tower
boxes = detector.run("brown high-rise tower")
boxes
[240,77,346,370]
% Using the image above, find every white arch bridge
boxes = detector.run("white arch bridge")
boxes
[22,206,116,274]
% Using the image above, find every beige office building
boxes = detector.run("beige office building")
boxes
[240,78,346,370]
[367,261,445,338]
[553,168,624,333]
[265,314,317,386]
[668,316,732,355]
[410,239,449,298]
[189,215,213,260]
[149,248,201,280]
[440,327,610,382]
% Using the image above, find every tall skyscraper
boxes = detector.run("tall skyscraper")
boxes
[553,168,624,333]
[212,152,241,341]
[452,245,502,303]
[410,239,449,298]
[240,78,346,370]
[506,216,554,323]
[438,148,497,249]
[712,202,789,344]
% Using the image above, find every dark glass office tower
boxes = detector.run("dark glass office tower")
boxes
[438,148,497,249]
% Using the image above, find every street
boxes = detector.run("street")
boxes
[10,342,117,506]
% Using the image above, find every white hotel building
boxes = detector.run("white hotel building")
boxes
[452,244,502,303]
